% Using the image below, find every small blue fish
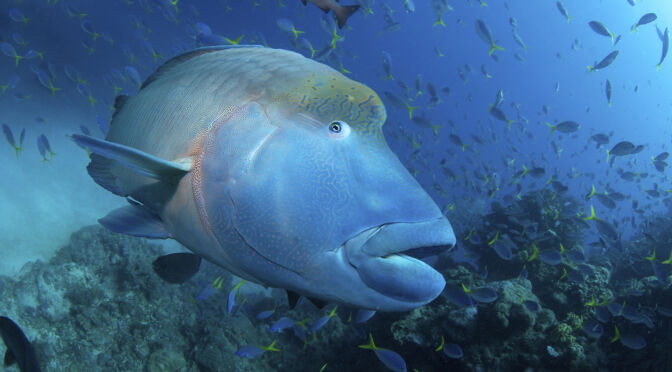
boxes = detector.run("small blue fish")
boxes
[255,308,275,320]
[607,301,625,316]
[3,124,23,157]
[621,305,644,324]
[141,40,163,63]
[196,33,229,47]
[443,286,474,307]
[37,134,54,162]
[195,22,212,35]
[462,283,498,303]
[8,8,29,24]
[34,68,60,95]
[1,75,20,93]
[194,275,224,301]
[435,336,463,359]
[227,279,245,314]
[79,125,91,136]
[522,299,540,313]
[12,33,28,46]
[309,306,338,333]
[81,39,96,55]
[80,19,100,41]
[124,66,142,88]
[235,340,280,359]
[0,42,22,66]
[358,333,407,372]
[491,240,513,260]
[594,306,611,323]
[581,319,604,339]
[270,317,295,333]
[64,64,84,83]
[565,250,586,263]
[96,115,109,135]
[276,18,304,39]
[12,91,31,100]
[37,135,48,162]
[538,249,563,265]
[651,261,670,284]
[353,309,376,324]
[610,326,646,350]
[443,343,463,359]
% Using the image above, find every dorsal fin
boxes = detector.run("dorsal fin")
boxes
[140,45,264,90]
[112,94,130,120]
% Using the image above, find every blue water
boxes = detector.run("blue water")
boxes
[1,0,671,370]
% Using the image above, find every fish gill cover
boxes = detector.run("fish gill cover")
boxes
[0,0,671,371]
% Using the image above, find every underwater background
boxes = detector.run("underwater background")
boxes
[1,0,672,371]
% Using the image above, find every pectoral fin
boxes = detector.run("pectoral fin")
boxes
[72,134,191,181]
[99,198,171,239]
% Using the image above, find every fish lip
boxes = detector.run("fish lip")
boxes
[342,217,455,304]
[345,217,457,260]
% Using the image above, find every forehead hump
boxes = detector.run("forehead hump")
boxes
[276,71,387,136]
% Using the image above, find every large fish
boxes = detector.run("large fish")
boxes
[73,46,456,311]
[300,0,360,29]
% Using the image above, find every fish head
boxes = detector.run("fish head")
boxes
[199,65,455,311]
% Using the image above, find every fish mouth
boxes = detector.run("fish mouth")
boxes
[344,217,456,304]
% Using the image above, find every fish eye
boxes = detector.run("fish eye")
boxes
[329,121,342,133]
[327,120,351,139]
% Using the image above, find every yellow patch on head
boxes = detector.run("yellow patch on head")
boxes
[276,72,387,139]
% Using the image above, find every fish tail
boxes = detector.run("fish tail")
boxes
[50,84,61,96]
[631,25,637,33]
[545,122,556,135]
[435,336,445,352]
[606,150,610,163]
[334,5,360,29]
[610,326,620,343]
[587,65,594,72]
[657,63,662,71]
[431,124,441,136]
[292,28,304,39]
[406,104,418,119]
[488,43,504,56]
[358,333,377,350]
[433,17,446,27]
[262,340,281,352]
[584,205,598,221]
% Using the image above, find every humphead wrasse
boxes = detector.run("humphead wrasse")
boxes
[73,46,456,311]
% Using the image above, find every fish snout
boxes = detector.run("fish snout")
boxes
[345,217,455,304]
